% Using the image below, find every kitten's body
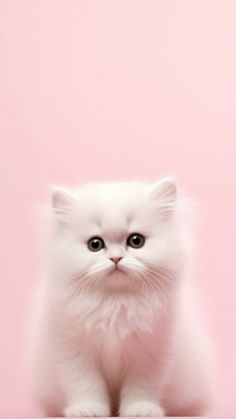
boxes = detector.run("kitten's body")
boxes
[31,179,213,416]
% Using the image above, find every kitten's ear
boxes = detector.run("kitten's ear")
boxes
[52,186,76,226]
[148,177,177,219]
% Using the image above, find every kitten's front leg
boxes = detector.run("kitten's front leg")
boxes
[119,379,165,417]
[119,364,165,417]
[62,355,111,417]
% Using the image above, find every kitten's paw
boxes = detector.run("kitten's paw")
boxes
[120,400,164,417]
[64,401,110,417]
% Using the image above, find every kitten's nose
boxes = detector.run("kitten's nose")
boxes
[109,256,123,264]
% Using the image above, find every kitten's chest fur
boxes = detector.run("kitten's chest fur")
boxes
[70,291,163,339]
[64,292,168,381]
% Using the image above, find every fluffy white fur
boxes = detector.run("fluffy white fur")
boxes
[30,178,213,416]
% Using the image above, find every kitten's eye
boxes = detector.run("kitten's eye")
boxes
[87,236,105,252]
[127,233,145,249]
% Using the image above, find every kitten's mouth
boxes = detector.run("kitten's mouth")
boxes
[109,264,126,276]
[112,264,125,273]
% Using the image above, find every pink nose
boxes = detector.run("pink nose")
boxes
[109,256,123,264]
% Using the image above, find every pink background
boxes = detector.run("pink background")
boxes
[0,0,236,416]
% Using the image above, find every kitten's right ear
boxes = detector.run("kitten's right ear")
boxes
[51,186,76,226]
[148,177,177,220]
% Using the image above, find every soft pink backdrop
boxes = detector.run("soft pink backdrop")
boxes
[0,0,236,416]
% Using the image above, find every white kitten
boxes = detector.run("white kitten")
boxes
[30,177,213,416]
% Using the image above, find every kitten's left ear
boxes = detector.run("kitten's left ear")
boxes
[148,177,177,218]
[52,186,76,226]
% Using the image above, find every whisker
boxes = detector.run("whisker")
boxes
[134,270,148,297]
[144,263,174,283]
[148,270,172,286]
[138,268,169,311]
[145,275,167,309]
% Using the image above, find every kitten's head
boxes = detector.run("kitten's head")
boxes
[48,178,190,299]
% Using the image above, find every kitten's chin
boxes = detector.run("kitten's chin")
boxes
[102,269,133,291]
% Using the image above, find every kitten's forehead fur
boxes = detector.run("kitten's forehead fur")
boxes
[71,181,153,234]
[76,181,148,218]
[52,177,177,230]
